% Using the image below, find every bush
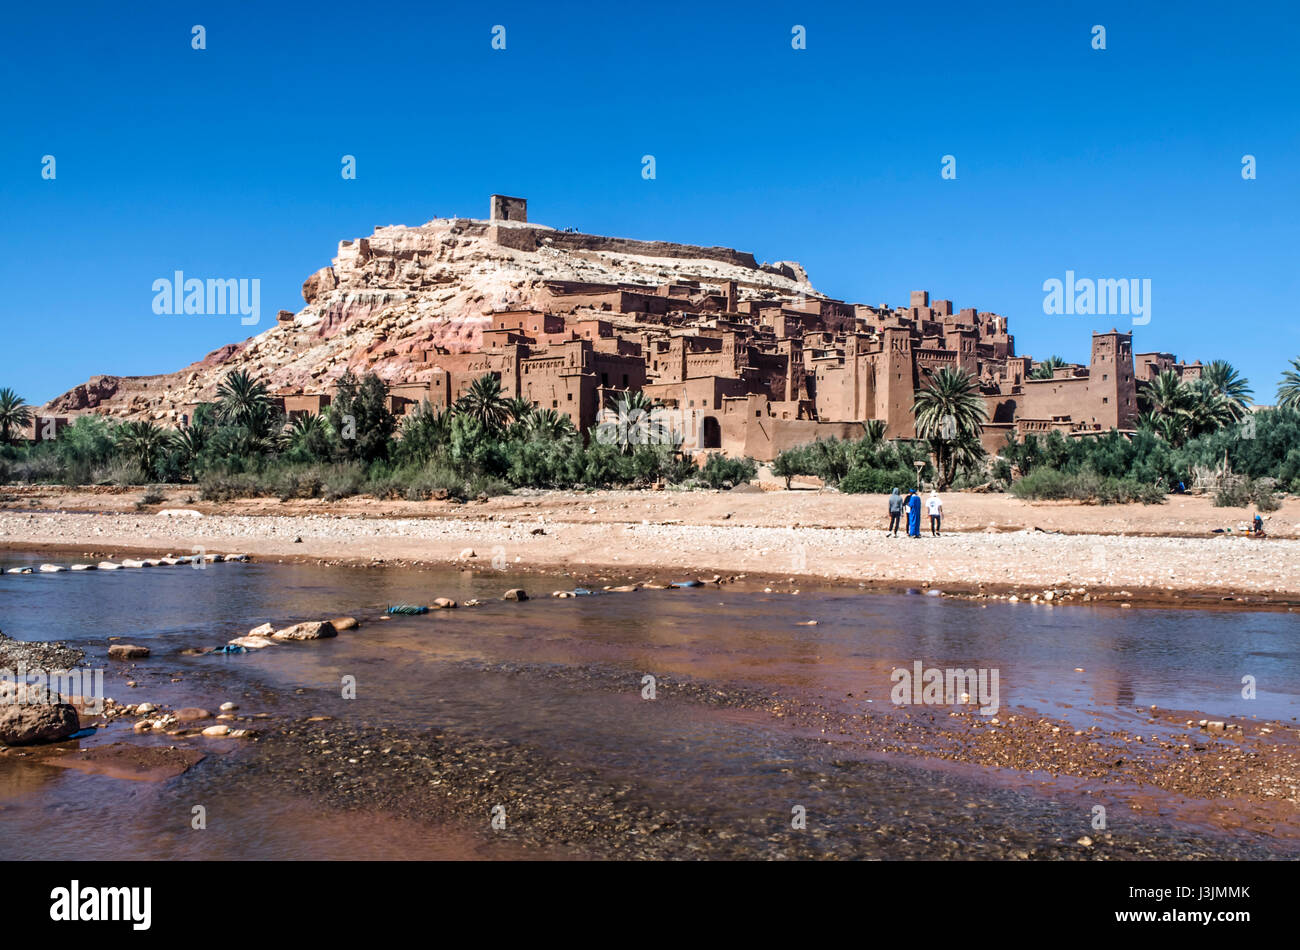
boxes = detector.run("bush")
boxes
[839,467,915,494]
[199,471,263,502]
[697,454,757,489]
[1010,466,1165,504]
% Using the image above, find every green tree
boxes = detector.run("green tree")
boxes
[1029,356,1067,380]
[115,421,169,477]
[215,370,277,437]
[1277,357,1300,412]
[1200,360,1252,419]
[329,371,396,462]
[912,368,988,489]
[396,401,453,463]
[0,388,32,444]
[523,408,576,441]
[456,374,511,434]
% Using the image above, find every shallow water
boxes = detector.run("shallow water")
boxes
[1,551,1297,859]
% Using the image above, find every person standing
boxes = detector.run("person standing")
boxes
[906,490,922,538]
[927,490,943,536]
[887,488,902,536]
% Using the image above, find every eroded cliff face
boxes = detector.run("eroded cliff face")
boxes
[44,216,818,422]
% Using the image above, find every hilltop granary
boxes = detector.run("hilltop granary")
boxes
[41,195,1201,461]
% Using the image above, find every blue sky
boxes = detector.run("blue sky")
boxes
[3,1,1297,405]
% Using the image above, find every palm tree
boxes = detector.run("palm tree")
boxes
[1029,356,1067,380]
[523,408,576,440]
[597,390,667,453]
[1185,380,1239,436]
[215,370,275,436]
[1277,357,1300,412]
[115,421,169,476]
[1138,370,1192,418]
[456,374,510,433]
[0,388,32,444]
[863,419,887,444]
[912,368,988,489]
[1199,360,1251,420]
[504,397,534,423]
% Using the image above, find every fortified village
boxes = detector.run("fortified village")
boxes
[43,196,1203,459]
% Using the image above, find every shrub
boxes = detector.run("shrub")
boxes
[698,454,757,489]
[839,467,915,494]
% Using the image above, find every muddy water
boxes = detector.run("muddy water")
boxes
[0,551,1296,859]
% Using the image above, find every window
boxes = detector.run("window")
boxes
[552,400,558,408]
[567,393,573,401]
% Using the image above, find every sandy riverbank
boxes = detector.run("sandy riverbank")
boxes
[2,487,1298,605]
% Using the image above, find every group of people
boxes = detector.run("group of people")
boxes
[887,488,943,538]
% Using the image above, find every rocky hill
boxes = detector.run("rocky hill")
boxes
[44,210,819,422]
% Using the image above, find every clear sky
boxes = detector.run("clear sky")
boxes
[3,1,1297,405]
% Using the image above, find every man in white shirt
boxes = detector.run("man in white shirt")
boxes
[927,491,943,537]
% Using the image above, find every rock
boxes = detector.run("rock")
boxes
[135,703,156,714]
[38,564,66,573]
[459,548,476,560]
[329,616,360,631]
[431,598,457,609]
[219,702,238,712]
[610,585,639,593]
[108,644,150,660]
[248,622,275,637]
[1203,721,1227,732]
[175,707,212,723]
[201,725,231,737]
[502,589,528,602]
[120,559,147,568]
[271,621,338,641]
[97,561,121,570]
[0,683,80,746]
[463,599,483,607]
[6,567,32,574]
[69,564,96,571]
[132,720,153,733]
[1077,836,1094,847]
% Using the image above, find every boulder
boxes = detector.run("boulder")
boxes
[502,589,529,602]
[0,683,80,746]
[329,616,360,631]
[431,598,457,610]
[175,708,212,723]
[228,635,275,650]
[69,564,96,571]
[97,562,121,570]
[248,622,275,637]
[108,644,150,660]
[38,564,65,573]
[272,621,338,641]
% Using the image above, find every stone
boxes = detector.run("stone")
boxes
[272,621,338,641]
[248,622,275,637]
[502,589,528,602]
[175,708,212,723]
[69,564,96,571]
[108,644,150,660]
[97,561,121,570]
[132,720,153,733]
[459,548,476,559]
[201,725,231,737]
[329,617,359,631]
[135,703,156,714]
[431,598,456,609]
[38,564,65,573]
[0,683,80,746]
[219,702,238,712]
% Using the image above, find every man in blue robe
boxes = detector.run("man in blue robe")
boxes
[906,490,922,538]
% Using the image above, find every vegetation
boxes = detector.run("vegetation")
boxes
[0,373,755,499]
[1029,355,1067,380]
[911,367,987,490]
